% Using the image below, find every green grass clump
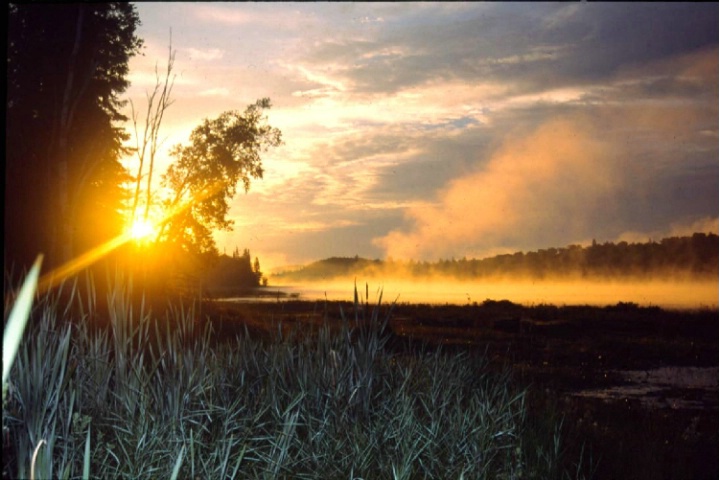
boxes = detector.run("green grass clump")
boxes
[3,273,587,479]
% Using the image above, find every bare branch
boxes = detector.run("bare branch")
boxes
[129,30,176,225]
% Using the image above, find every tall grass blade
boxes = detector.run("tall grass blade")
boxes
[3,255,43,393]
[170,445,186,480]
[82,425,91,480]
[30,439,46,480]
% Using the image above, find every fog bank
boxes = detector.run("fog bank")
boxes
[267,277,718,310]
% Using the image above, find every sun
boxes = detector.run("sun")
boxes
[129,218,157,241]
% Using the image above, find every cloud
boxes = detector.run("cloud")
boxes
[198,87,230,97]
[372,59,717,261]
[192,5,256,25]
[241,41,716,265]
[127,3,718,268]
[373,115,622,260]
[296,3,718,97]
[186,47,224,62]
[190,4,316,30]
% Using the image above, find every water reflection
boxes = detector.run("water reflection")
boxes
[222,279,718,309]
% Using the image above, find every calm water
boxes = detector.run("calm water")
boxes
[221,278,718,309]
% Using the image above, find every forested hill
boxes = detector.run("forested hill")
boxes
[273,233,718,281]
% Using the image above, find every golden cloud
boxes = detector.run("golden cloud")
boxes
[374,114,621,259]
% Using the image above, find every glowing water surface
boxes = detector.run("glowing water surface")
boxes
[237,278,718,309]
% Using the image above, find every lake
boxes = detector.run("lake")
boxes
[218,278,718,309]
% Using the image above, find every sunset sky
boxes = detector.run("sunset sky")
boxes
[122,2,718,271]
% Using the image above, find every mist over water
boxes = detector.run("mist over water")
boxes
[264,277,718,309]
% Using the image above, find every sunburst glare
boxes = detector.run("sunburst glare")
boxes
[129,218,157,242]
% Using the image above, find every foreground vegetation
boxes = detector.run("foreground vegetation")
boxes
[3,269,591,479]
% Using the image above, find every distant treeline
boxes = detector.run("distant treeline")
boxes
[274,233,718,281]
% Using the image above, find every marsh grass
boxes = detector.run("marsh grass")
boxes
[3,271,588,479]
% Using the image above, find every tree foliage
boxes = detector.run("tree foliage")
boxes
[158,99,282,255]
[204,247,265,295]
[6,3,141,269]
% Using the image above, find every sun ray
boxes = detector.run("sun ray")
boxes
[34,180,227,295]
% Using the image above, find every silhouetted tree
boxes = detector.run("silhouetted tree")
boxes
[156,99,282,256]
[6,3,142,269]
[204,247,263,293]
[253,256,263,283]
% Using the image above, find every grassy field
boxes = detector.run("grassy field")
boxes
[3,272,594,479]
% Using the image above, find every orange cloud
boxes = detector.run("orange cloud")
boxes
[374,115,621,260]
